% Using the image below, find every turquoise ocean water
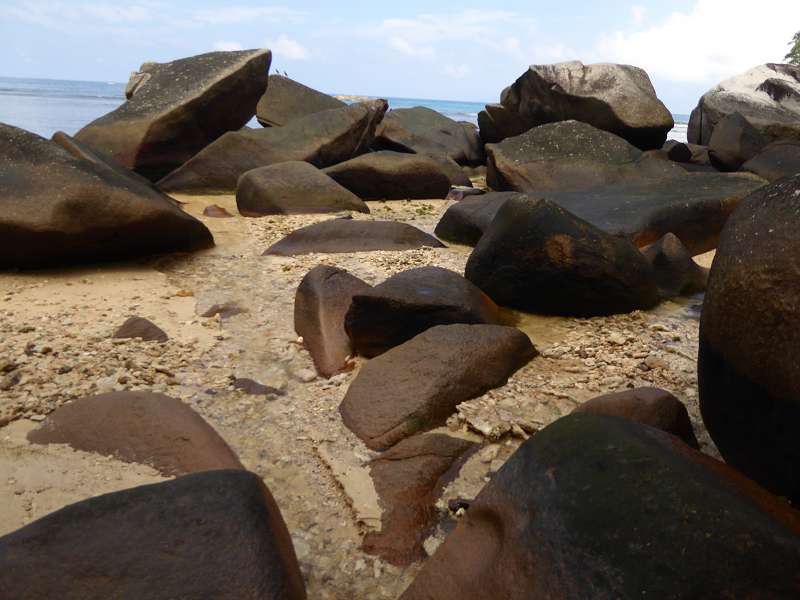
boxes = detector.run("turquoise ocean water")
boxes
[0,76,689,143]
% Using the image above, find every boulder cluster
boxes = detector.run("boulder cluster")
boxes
[2,48,800,598]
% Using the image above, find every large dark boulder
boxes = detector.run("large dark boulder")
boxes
[699,173,800,501]
[401,413,800,600]
[708,112,768,171]
[256,74,345,127]
[27,391,243,476]
[0,470,306,599]
[294,265,372,377]
[483,61,673,150]
[465,196,660,316]
[323,151,453,200]
[434,192,523,246]
[363,433,476,565]
[340,324,536,450]
[263,219,444,256]
[374,107,484,166]
[688,63,800,145]
[236,161,368,215]
[0,124,213,269]
[75,50,271,181]
[477,103,529,144]
[641,233,708,297]
[743,140,800,181]
[573,387,699,448]
[158,100,388,194]
[486,120,682,193]
[345,266,501,357]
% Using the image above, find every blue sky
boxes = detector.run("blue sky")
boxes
[1,1,798,112]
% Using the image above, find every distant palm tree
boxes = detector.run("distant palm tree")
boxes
[787,31,800,65]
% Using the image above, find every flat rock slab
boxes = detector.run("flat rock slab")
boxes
[401,413,800,600]
[323,151,453,200]
[237,161,369,215]
[465,196,660,317]
[294,265,372,377]
[0,470,306,600]
[363,433,477,565]
[263,219,444,256]
[345,266,501,357]
[340,324,537,450]
[256,74,345,127]
[0,124,213,269]
[27,391,244,476]
[374,106,484,166]
[157,100,387,194]
[75,50,271,180]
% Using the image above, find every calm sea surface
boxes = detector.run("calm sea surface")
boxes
[0,76,689,143]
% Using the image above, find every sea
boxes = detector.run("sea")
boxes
[0,76,689,143]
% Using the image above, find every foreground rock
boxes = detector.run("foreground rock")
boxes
[465,196,659,316]
[434,192,523,246]
[699,173,800,501]
[401,413,800,600]
[340,324,536,450]
[688,63,800,145]
[237,161,368,215]
[0,470,306,599]
[573,387,699,448]
[75,50,271,180]
[27,391,243,476]
[480,61,673,149]
[743,140,800,181]
[113,316,168,342]
[256,74,345,127]
[363,433,476,565]
[295,266,371,377]
[263,219,444,256]
[374,107,484,166]
[323,151,452,200]
[158,100,388,193]
[708,112,767,171]
[641,233,708,297]
[345,266,501,357]
[0,124,213,269]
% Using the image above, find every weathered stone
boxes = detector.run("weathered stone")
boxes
[689,63,800,145]
[158,100,388,194]
[401,413,800,600]
[256,74,345,127]
[743,140,800,181]
[294,265,371,377]
[708,112,768,171]
[434,193,522,246]
[487,61,674,149]
[345,266,501,357]
[232,378,284,396]
[323,151,452,200]
[0,124,213,269]
[465,196,660,316]
[263,219,444,256]
[203,204,234,218]
[699,173,800,501]
[641,233,708,297]
[340,324,536,450]
[374,107,484,166]
[363,433,476,565]
[75,50,271,180]
[477,103,529,144]
[237,161,368,216]
[662,140,693,163]
[113,316,168,342]
[0,470,306,600]
[573,387,699,448]
[27,392,243,476]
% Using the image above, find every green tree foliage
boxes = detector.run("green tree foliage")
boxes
[787,31,800,65]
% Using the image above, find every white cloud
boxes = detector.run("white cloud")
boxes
[388,36,436,59]
[191,6,307,25]
[597,0,800,84]
[213,41,244,52]
[267,34,311,60]
[444,64,470,79]
[630,5,646,26]
[0,1,157,28]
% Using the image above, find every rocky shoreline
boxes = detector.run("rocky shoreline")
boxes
[2,50,800,598]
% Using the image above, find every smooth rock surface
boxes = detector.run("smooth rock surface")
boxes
[743,140,800,181]
[641,233,708,297]
[434,192,523,246]
[256,74,345,127]
[708,112,768,171]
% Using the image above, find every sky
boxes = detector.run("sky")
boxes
[1,0,799,112]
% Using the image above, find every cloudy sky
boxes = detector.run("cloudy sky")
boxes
[1,0,799,112]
